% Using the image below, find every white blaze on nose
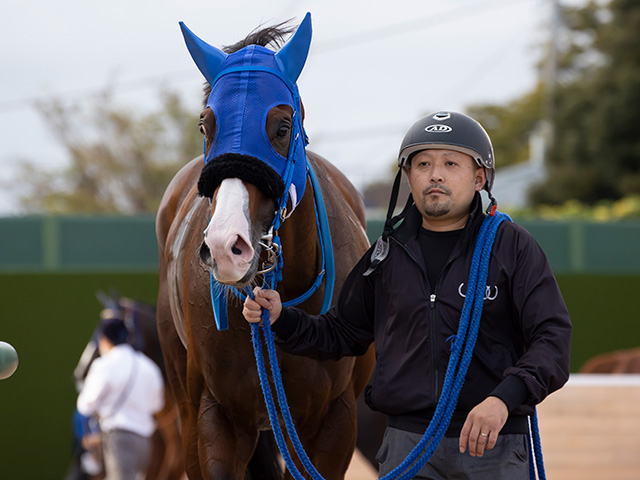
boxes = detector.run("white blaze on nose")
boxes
[204,178,255,283]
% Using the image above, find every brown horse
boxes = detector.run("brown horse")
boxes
[579,347,640,373]
[156,14,374,480]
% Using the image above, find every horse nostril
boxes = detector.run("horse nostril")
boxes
[231,236,251,257]
[200,242,212,264]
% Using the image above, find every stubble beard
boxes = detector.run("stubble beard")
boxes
[423,200,451,218]
[420,189,452,218]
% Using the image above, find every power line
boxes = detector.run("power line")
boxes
[0,0,540,116]
[312,0,538,54]
[0,69,196,115]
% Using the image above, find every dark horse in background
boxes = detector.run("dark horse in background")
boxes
[156,13,376,480]
[65,292,184,480]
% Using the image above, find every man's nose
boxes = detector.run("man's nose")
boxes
[430,164,445,183]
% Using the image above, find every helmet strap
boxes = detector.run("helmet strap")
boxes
[382,169,414,240]
[486,190,498,216]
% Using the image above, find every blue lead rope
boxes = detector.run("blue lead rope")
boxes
[251,210,546,480]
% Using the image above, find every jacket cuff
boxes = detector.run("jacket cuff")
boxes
[271,307,297,341]
[489,375,529,413]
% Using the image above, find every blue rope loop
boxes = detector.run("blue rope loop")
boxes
[249,211,546,480]
[380,211,505,480]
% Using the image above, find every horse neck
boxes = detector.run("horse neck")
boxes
[276,179,321,301]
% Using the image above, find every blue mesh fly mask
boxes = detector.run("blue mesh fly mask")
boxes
[180,13,312,211]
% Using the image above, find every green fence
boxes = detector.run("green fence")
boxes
[2,215,640,274]
[1,215,639,479]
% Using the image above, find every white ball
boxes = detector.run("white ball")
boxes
[0,341,19,380]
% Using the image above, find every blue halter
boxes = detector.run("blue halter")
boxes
[180,13,335,330]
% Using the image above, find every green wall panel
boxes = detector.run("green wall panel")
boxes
[0,272,159,480]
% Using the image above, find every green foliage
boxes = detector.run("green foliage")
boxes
[505,195,640,221]
[467,85,545,169]
[14,89,202,214]
[531,0,640,205]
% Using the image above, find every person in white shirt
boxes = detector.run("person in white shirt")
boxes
[77,317,164,480]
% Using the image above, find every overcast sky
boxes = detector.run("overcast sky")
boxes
[0,0,581,214]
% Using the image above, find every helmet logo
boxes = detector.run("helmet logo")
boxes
[425,124,452,133]
[432,112,451,121]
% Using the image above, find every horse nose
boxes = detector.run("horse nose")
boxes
[203,227,256,284]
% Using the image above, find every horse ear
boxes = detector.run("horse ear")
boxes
[275,12,312,84]
[179,22,228,85]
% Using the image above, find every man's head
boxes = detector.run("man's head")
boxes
[99,317,129,348]
[397,111,495,230]
[398,111,495,192]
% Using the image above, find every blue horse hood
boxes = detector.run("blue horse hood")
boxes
[180,13,312,207]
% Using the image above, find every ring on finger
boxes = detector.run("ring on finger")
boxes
[480,432,489,437]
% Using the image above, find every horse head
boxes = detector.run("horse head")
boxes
[180,14,312,287]
[73,292,160,390]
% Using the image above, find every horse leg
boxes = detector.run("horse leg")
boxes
[197,388,260,480]
[156,284,201,479]
[303,389,359,480]
[154,396,185,480]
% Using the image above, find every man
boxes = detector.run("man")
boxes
[243,111,571,479]
[77,315,164,480]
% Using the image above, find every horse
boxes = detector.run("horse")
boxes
[65,292,184,480]
[155,13,375,480]
[579,347,640,374]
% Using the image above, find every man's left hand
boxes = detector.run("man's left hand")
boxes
[459,396,508,457]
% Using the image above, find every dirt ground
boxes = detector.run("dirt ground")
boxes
[347,375,640,480]
[346,449,378,480]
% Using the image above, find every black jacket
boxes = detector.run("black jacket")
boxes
[273,194,572,435]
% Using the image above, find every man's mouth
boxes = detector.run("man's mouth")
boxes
[426,187,448,196]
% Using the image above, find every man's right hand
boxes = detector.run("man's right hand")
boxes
[242,287,283,325]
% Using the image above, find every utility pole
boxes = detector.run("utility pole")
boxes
[544,0,560,165]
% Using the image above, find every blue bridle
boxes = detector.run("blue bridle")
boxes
[180,14,335,330]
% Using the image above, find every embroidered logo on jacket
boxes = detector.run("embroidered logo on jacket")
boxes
[457,283,498,301]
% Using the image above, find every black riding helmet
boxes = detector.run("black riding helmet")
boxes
[364,111,497,275]
[398,111,495,195]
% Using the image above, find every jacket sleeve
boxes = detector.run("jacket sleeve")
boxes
[491,223,572,409]
[271,248,376,361]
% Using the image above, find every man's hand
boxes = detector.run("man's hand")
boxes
[242,287,282,325]
[459,396,509,457]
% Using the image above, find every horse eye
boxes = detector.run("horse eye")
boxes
[198,120,206,135]
[277,124,290,138]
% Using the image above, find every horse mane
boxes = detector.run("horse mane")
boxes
[202,19,297,106]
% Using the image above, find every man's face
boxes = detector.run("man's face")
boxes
[406,149,486,230]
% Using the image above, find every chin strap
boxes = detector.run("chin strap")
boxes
[363,169,413,277]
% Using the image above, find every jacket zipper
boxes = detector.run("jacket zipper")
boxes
[392,237,442,403]
[392,236,467,406]
[430,292,439,399]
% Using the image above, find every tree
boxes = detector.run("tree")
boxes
[467,84,545,169]
[529,0,640,205]
[13,88,202,214]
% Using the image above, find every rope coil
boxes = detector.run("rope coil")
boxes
[250,210,547,480]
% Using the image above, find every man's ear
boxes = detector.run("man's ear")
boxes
[475,167,487,192]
